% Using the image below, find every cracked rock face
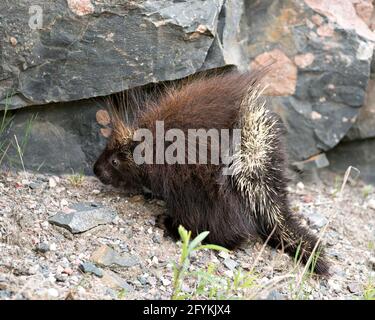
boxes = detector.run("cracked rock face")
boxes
[241,0,374,161]
[0,0,241,110]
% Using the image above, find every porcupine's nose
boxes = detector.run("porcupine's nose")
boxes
[93,162,111,185]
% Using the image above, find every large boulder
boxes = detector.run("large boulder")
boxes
[0,0,244,110]
[241,0,375,161]
[328,60,375,184]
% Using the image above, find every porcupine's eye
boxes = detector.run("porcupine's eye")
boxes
[111,158,119,168]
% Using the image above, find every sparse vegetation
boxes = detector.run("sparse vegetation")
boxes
[171,226,229,300]
[363,281,375,300]
[0,97,14,167]
[171,226,260,300]
[0,94,37,169]
[68,171,85,186]
[362,185,374,199]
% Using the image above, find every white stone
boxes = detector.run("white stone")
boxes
[296,182,305,190]
[368,199,375,210]
[48,177,57,188]
[47,288,59,298]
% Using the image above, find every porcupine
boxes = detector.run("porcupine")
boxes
[93,71,330,275]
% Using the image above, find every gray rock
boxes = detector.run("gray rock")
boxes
[79,262,103,278]
[28,182,42,190]
[223,258,238,271]
[101,270,134,292]
[326,138,375,185]
[152,234,162,244]
[2,100,106,174]
[138,275,148,286]
[55,274,67,283]
[241,0,373,162]
[307,212,328,229]
[91,245,139,268]
[346,78,375,141]
[35,242,50,253]
[0,290,13,299]
[347,282,361,294]
[266,290,287,300]
[48,203,117,233]
[0,0,236,110]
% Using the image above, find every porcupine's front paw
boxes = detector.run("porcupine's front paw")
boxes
[155,214,180,241]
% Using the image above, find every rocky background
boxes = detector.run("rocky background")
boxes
[1,0,375,184]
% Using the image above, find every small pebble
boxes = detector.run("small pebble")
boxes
[55,274,67,282]
[161,277,171,286]
[223,258,238,271]
[347,282,361,294]
[29,182,42,190]
[296,182,305,190]
[152,234,161,244]
[151,256,159,264]
[368,257,375,271]
[219,251,230,259]
[60,199,69,207]
[368,199,375,210]
[147,277,157,286]
[35,243,50,254]
[63,268,73,275]
[9,37,17,46]
[49,177,57,188]
[47,288,59,298]
[79,262,103,278]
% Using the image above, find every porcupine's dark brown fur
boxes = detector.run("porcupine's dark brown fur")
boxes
[93,71,330,275]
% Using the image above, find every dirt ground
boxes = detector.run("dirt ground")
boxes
[0,169,374,300]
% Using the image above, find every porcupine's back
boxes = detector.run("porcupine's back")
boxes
[135,72,263,133]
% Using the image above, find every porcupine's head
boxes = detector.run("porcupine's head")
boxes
[93,96,144,191]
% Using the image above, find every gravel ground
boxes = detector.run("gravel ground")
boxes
[0,169,374,300]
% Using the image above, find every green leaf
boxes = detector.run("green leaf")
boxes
[193,244,229,252]
[178,225,189,242]
[188,231,210,252]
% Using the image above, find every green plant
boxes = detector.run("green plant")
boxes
[0,98,14,166]
[192,264,258,299]
[331,175,343,197]
[68,170,85,186]
[290,246,323,300]
[368,241,375,251]
[362,185,374,199]
[0,94,37,169]
[171,226,228,300]
[363,281,375,300]
[171,226,259,300]
[117,288,127,299]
